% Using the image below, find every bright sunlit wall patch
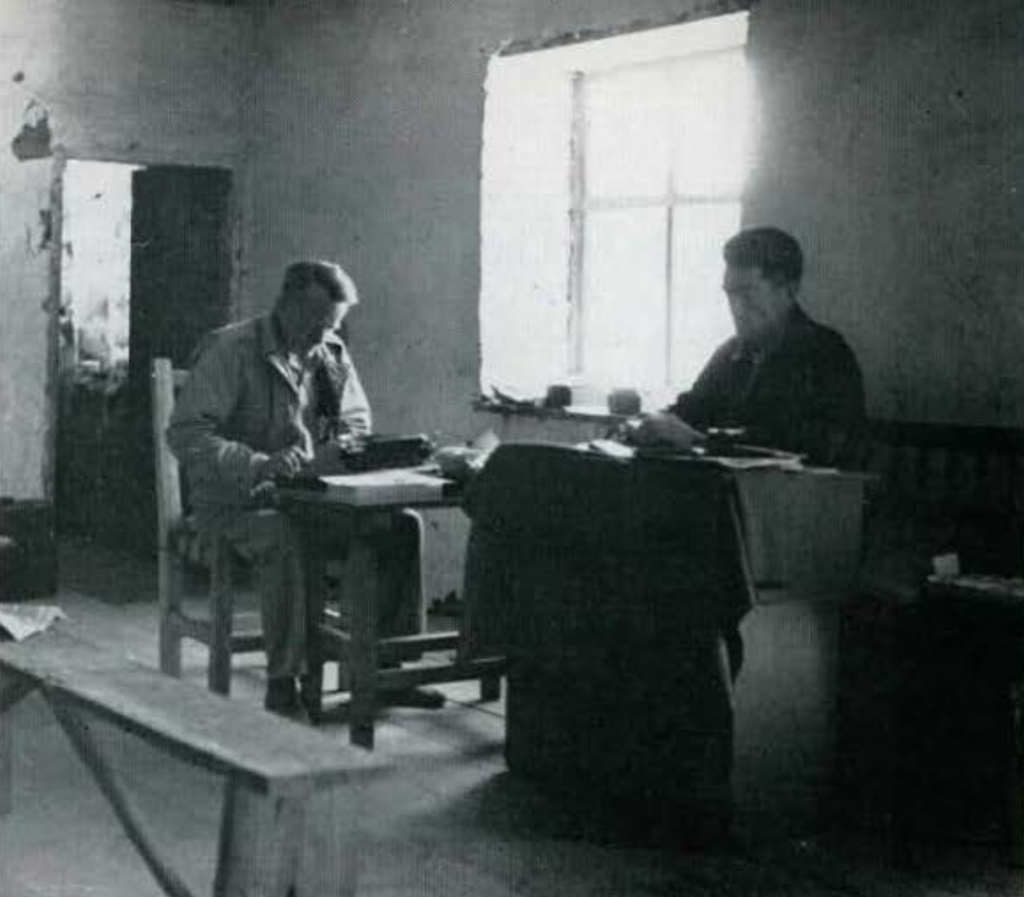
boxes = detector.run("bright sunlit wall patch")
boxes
[480,10,754,410]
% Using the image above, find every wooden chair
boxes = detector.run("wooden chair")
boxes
[152,357,262,694]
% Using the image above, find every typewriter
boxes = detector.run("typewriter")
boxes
[335,434,436,472]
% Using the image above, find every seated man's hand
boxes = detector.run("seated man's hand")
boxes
[303,441,353,477]
[627,412,705,450]
[255,444,313,483]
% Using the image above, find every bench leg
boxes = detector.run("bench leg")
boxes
[214,777,358,897]
[214,778,303,897]
[49,695,196,897]
[0,673,37,818]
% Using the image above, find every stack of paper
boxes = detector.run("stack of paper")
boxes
[0,604,66,642]
[316,469,447,506]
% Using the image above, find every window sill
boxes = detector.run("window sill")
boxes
[472,396,624,425]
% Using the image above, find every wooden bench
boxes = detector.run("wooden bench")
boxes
[0,627,386,897]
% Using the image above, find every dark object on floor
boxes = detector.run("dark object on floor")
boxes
[0,499,56,601]
[896,586,1023,863]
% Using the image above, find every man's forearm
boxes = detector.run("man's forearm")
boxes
[167,419,270,503]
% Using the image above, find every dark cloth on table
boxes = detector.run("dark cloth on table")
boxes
[672,304,865,464]
[460,443,755,817]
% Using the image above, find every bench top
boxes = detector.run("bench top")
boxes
[0,627,384,798]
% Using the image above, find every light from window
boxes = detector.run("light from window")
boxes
[480,13,752,408]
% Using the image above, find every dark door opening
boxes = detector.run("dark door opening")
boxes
[56,163,233,557]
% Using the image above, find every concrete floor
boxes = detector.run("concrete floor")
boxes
[0,538,1020,896]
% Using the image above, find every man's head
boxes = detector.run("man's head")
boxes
[722,227,803,343]
[274,260,358,356]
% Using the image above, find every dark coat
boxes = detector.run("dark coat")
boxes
[673,305,865,463]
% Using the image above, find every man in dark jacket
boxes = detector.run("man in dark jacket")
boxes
[634,227,865,464]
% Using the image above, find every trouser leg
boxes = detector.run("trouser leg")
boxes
[225,509,308,680]
[324,510,423,639]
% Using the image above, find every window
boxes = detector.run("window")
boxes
[480,13,753,408]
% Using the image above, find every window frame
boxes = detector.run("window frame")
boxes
[479,11,751,405]
[567,45,749,398]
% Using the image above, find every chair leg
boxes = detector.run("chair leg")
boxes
[480,674,501,703]
[158,550,183,679]
[208,538,233,696]
[304,552,327,724]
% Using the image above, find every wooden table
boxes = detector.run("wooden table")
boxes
[278,480,505,749]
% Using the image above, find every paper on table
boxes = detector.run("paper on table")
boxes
[316,469,448,505]
[586,439,636,460]
[470,428,500,453]
[707,455,805,471]
[0,604,66,642]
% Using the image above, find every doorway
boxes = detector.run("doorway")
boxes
[55,161,233,557]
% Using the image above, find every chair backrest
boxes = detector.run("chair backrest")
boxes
[151,358,188,551]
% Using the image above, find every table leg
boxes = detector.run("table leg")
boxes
[214,776,307,897]
[348,529,380,749]
[303,540,327,725]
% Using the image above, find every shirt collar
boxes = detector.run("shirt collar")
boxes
[733,304,805,361]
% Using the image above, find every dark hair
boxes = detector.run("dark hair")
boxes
[723,227,804,287]
[280,260,358,306]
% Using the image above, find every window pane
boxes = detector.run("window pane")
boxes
[584,66,673,199]
[669,202,741,389]
[585,48,751,202]
[582,207,667,391]
[671,50,752,196]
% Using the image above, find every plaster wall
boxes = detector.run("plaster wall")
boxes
[0,0,254,499]
[744,0,1024,426]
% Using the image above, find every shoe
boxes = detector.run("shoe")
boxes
[264,676,299,713]
[298,673,323,724]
